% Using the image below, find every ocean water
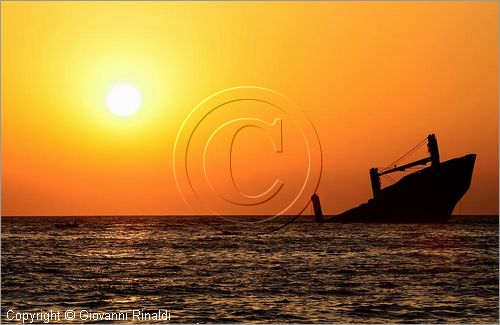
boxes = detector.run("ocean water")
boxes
[1,216,498,323]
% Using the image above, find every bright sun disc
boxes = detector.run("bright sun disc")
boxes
[106,83,142,117]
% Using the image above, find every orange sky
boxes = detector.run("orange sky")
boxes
[2,1,498,216]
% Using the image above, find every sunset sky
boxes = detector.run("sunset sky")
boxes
[2,1,498,216]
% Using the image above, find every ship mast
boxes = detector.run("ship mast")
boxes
[369,134,440,198]
[311,194,324,223]
[427,133,440,166]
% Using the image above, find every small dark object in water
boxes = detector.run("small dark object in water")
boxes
[55,221,79,229]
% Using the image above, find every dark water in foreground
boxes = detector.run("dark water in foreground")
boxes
[2,216,498,323]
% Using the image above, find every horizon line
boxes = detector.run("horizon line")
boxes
[2,214,498,218]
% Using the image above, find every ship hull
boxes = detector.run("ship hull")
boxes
[326,154,476,223]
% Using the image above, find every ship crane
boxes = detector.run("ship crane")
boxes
[369,134,440,198]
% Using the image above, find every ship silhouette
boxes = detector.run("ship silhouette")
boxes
[312,134,476,223]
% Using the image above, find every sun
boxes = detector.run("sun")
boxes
[106,83,142,117]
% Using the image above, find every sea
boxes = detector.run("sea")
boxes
[1,216,498,323]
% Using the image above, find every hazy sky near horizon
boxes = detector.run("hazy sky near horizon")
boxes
[2,1,498,216]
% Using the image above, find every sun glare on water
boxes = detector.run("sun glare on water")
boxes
[106,83,142,117]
